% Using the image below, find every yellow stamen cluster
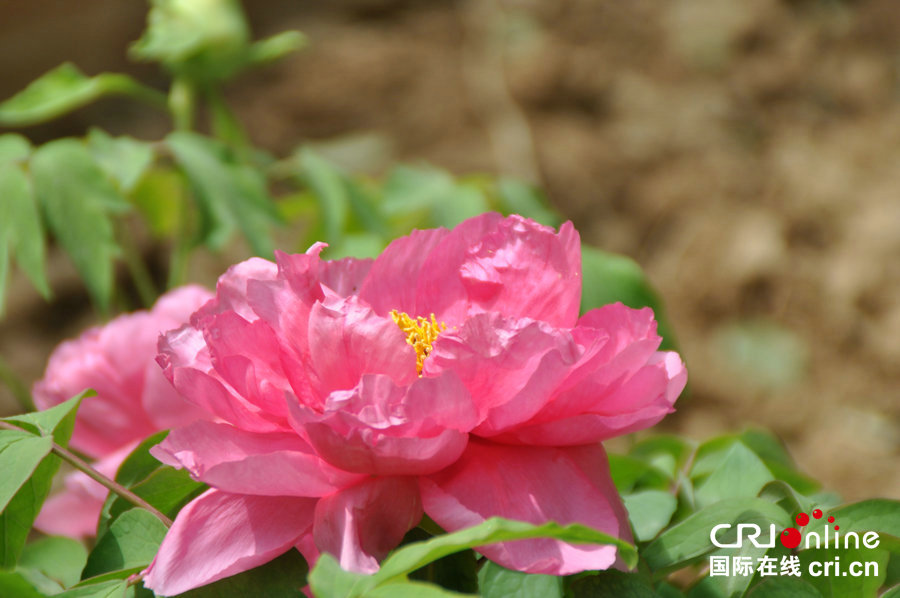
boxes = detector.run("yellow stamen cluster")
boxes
[390,310,446,375]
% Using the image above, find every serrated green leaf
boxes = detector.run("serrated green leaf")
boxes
[693,442,775,508]
[175,549,308,598]
[580,246,677,350]
[57,579,129,598]
[0,133,31,163]
[31,139,127,311]
[87,130,155,193]
[624,490,678,542]
[82,509,167,579]
[19,535,89,589]
[0,431,52,513]
[0,163,50,302]
[167,131,278,256]
[0,63,156,127]
[376,518,637,583]
[478,560,562,598]
[568,570,658,597]
[643,499,791,573]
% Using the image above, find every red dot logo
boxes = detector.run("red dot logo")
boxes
[780,527,802,549]
[796,513,810,526]
[812,509,823,519]
[828,516,835,523]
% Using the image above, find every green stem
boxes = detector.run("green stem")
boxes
[166,196,192,290]
[0,420,173,527]
[169,78,196,131]
[107,75,169,113]
[118,227,158,308]
[0,354,35,412]
[207,87,248,148]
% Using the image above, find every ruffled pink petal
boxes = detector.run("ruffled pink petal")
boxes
[497,351,687,444]
[294,373,476,476]
[199,311,293,420]
[143,489,316,596]
[141,361,209,431]
[152,421,364,497]
[307,296,417,394]
[426,312,581,434]
[419,441,631,575]
[193,258,278,323]
[320,256,373,297]
[415,214,582,328]
[151,284,213,322]
[158,326,284,432]
[313,477,422,573]
[358,228,450,317]
[34,445,132,538]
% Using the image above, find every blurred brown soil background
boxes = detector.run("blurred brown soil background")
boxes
[0,0,898,501]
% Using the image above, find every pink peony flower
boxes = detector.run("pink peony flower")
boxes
[143,214,687,595]
[32,285,214,538]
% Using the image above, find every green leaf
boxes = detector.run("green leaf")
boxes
[629,435,693,479]
[31,139,127,311]
[167,131,278,256]
[376,518,637,583]
[19,535,88,589]
[882,585,900,598]
[104,467,205,527]
[478,560,562,598]
[0,571,45,598]
[693,442,775,508]
[308,553,376,598]
[643,499,791,573]
[0,63,159,127]
[116,431,171,487]
[57,579,129,598]
[246,31,307,66]
[0,162,50,308]
[609,454,672,494]
[87,130,155,193]
[0,430,53,512]
[3,392,86,439]
[803,499,900,540]
[0,134,31,163]
[568,570,658,597]
[797,546,888,598]
[299,148,350,245]
[624,490,678,542]
[82,509,168,578]
[0,453,65,568]
[580,246,677,350]
[745,577,824,597]
[366,580,475,598]
[175,549,308,598]
[404,527,478,594]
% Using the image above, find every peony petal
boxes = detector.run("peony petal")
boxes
[193,258,278,323]
[426,313,580,434]
[358,227,450,317]
[415,214,582,327]
[296,373,475,476]
[420,441,631,575]
[152,421,364,497]
[307,296,417,394]
[320,256,373,297]
[141,361,209,431]
[143,489,316,596]
[313,477,422,573]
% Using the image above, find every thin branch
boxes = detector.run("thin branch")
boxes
[0,420,172,527]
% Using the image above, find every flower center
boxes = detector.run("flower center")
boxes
[390,310,446,375]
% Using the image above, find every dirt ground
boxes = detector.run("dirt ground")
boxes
[1,0,898,501]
